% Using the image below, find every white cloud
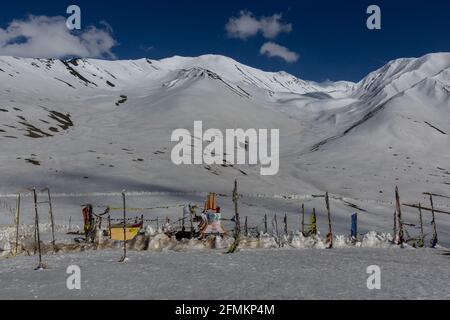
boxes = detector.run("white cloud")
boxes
[225,11,292,40]
[260,42,299,63]
[259,14,293,39]
[0,15,117,59]
[139,44,154,52]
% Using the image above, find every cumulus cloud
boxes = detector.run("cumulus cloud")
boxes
[260,42,299,63]
[225,11,292,40]
[0,15,117,59]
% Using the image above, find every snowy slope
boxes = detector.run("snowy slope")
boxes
[0,53,449,247]
[296,53,450,201]
[0,54,354,195]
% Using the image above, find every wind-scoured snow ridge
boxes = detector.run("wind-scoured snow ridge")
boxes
[154,54,356,95]
[0,54,354,97]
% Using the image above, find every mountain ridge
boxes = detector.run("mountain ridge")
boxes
[0,52,449,204]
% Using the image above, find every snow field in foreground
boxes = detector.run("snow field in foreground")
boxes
[0,248,449,300]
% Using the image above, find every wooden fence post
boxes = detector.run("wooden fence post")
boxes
[301,204,305,236]
[284,213,288,235]
[119,191,128,262]
[394,186,404,246]
[310,208,317,236]
[181,210,185,231]
[227,180,241,253]
[245,216,248,236]
[418,203,425,248]
[429,194,438,248]
[190,207,194,238]
[264,214,268,234]
[14,194,21,256]
[233,179,240,238]
[45,188,56,251]
[325,192,333,248]
[274,214,280,247]
[393,210,397,240]
[351,213,358,240]
[32,188,44,270]
[108,215,112,239]
[34,212,37,255]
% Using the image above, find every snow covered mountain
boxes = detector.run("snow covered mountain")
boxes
[0,53,449,242]
[296,53,450,201]
[0,53,356,193]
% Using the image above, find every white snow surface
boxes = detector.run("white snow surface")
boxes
[0,247,449,300]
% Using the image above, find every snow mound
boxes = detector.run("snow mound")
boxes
[0,223,72,252]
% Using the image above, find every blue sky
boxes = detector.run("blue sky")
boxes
[1,0,449,82]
